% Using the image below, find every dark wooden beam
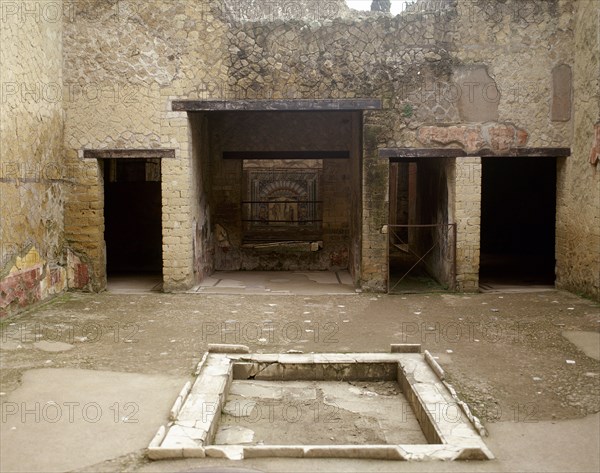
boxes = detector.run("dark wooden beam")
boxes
[83,149,175,159]
[172,99,382,112]
[380,148,465,159]
[479,148,571,158]
[379,147,571,160]
[223,151,349,160]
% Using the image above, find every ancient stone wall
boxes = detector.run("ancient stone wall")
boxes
[556,0,600,300]
[190,113,214,282]
[61,0,231,291]
[348,112,363,285]
[0,0,67,316]
[0,0,583,297]
[57,0,579,293]
[454,157,481,292]
[215,0,574,289]
[361,110,390,291]
[451,0,573,147]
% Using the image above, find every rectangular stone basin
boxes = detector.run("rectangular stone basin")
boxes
[147,349,493,461]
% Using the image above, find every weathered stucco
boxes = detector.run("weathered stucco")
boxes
[556,0,600,300]
[0,0,67,316]
[1,0,599,314]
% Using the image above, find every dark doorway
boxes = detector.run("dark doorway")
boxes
[204,111,360,273]
[388,159,455,294]
[480,157,556,289]
[103,159,162,286]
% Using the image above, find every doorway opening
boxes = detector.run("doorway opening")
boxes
[103,158,163,292]
[479,157,556,290]
[189,110,363,286]
[388,159,456,294]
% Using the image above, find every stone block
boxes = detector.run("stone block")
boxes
[232,362,258,379]
[182,447,206,458]
[169,396,183,421]
[204,446,244,460]
[303,445,405,460]
[313,353,355,363]
[277,353,314,364]
[148,425,166,448]
[246,354,280,363]
[253,362,285,380]
[391,343,422,353]
[161,425,203,449]
[424,350,445,380]
[244,446,304,458]
[453,447,495,461]
[146,447,184,460]
[208,343,250,354]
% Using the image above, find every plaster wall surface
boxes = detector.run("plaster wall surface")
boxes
[0,0,67,316]
[556,0,600,301]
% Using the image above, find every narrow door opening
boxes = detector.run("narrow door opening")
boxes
[480,157,556,290]
[103,158,163,291]
[388,159,455,293]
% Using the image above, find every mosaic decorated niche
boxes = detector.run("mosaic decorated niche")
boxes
[242,160,322,236]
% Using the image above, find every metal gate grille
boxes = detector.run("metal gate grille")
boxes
[388,224,456,294]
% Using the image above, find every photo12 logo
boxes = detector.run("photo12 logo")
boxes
[1,322,141,345]
[1,1,67,23]
[0,161,98,184]
[477,402,539,423]
[1,401,139,424]
[216,399,341,425]
[465,0,546,26]
[225,1,342,22]
[201,321,339,344]
[398,321,531,344]
[1,81,147,105]
[1,1,143,25]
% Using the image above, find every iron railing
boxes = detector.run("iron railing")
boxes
[388,223,457,294]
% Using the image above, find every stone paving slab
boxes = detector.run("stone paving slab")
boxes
[188,271,357,295]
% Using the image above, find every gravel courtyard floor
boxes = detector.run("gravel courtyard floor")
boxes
[0,287,598,472]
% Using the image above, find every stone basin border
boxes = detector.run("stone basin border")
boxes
[147,345,493,461]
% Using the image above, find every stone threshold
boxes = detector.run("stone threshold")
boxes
[147,344,493,462]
